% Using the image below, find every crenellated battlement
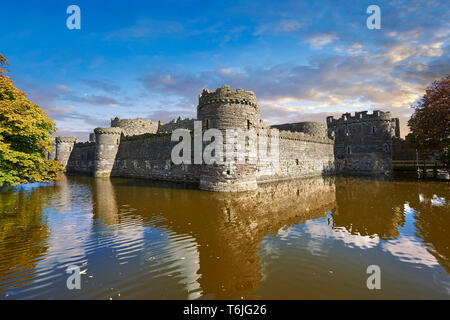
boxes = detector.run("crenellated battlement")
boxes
[158,116,195,133]
[55,136,78,143]
[94,127,123,135]
[198,85,258,109]
[111,116,154,125]
[326,110,394,127]
[55,136,77,168]
[74,141,95,147]
[121,131,173,141]
[110,117,158,136]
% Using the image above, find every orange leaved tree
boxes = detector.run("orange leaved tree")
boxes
[408,75,450,167]
[0,53,64,186]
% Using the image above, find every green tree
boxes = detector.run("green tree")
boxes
[0,53,64,186]
[408,75,450,167]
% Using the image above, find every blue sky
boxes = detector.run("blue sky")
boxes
[1,0,449,140]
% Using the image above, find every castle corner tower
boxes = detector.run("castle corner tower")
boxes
[197,85,260,191]
[55,136,78,167]
[93,127,123,178]
[327,110,400,176]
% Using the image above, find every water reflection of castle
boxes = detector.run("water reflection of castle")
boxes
[90,176,449,298]
[93,177,336,298]
[1,176,448,298]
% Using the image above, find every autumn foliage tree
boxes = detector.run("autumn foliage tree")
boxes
[0,53,64,186]
[408,75,450,168]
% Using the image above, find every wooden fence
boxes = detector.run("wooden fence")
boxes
[392,160,445,171]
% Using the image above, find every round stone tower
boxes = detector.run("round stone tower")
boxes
[93,127,122,178]
[295,122,327,137]
[55,136,77,167]
[197,85,260,192]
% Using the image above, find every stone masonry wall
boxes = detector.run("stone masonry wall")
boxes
[65,128,335,189]
[66,142,96,174]
[55,136,77,167]
[157,117,196,133]
[270,121,327,137]
[327,110,399,176]
[197,85,261,191]
[63,85,337,191]
[257,130,334,182]
[110,133,202,184]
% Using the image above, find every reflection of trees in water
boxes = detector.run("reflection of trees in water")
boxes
[107,176,336,299]
[333,177,450,273]
[333,178,406,239]
[410,183,450,273]
[2,175,447,298]
[0,185,52,291]
[0,176,95,295]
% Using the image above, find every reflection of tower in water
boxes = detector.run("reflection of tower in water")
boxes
[193,177,336,298]
[92,178,119,225]
[108,176,336,299]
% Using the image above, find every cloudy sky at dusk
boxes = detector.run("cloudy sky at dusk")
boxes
[1,0,449,140]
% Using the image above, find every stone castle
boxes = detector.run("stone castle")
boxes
[48,85,400,192]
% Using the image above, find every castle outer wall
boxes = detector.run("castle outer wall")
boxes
[62,86,335,191]
[57,85,401,191]
[65,128,334,190]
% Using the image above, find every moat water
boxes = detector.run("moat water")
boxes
[0,175,449,299]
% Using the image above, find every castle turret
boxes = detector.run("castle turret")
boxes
[93,127,122,178]
[46,141,56,160]
[55,136,77,167]
[326,110,400,175]
[197,85,260,191]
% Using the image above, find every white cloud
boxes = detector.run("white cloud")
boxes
[382,236,439,267]
[306,33,338,49]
